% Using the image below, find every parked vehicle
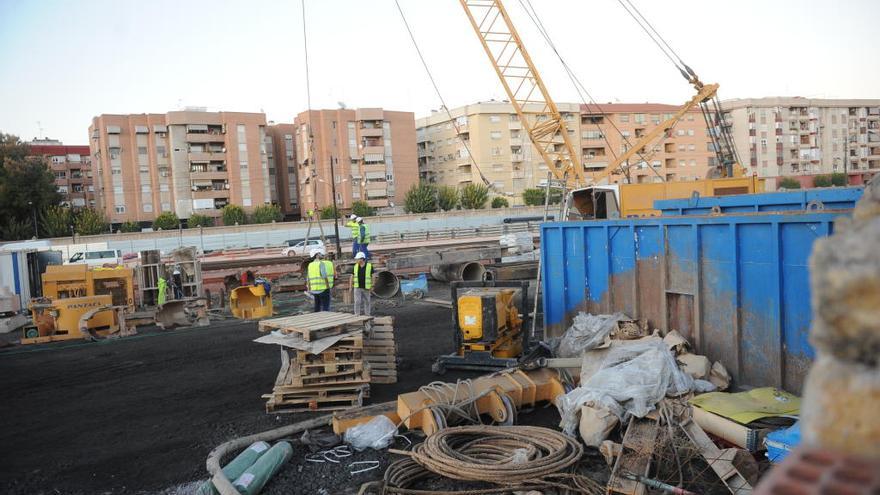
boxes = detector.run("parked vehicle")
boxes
[67,249,123,266]
[281,240,325,257]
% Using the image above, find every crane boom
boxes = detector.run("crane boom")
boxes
[459,0,583,188]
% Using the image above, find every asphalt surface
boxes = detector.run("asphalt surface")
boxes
[0,299,478,494]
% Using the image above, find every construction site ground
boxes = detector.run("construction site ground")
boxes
[0,285,492,495]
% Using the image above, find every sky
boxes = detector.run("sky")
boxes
[1,0,878,144]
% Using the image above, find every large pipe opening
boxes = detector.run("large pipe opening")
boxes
[460,262,486,281]
[373,270,400,299]
[430,262,486,282]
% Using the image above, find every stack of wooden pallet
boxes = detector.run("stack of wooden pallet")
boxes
[259,312,373,413]
[364,316,398,384]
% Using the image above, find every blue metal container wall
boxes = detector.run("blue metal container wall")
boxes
[654,187,863,216]
[541,212,847,392]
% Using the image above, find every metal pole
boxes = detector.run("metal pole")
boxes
[530,172,553,340]
[329,157,342,257]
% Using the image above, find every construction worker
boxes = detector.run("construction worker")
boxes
[171,266,183,299]
[307,248,334,312]
[356,216,371,259]
[346,214,360,257]
[351,251,372,316]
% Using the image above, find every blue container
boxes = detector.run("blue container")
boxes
[541,211,850,392]
[654,187,863,216]
[765,422,801,463]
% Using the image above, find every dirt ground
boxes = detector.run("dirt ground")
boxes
[0,292,484,495]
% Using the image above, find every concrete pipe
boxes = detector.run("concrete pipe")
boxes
[430,262,487,282]
[373,270,401,299]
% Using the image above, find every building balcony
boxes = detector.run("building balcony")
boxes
[508,121,521,130]
[188,151,226,162]
[362,145,384,156]
[509,138,523,146]
[192,189,230,199]
[584,162,608,170]
[360,127,383,138]
[186,132,226,143]
[511,153,524,162]
[366,199,388,208]
[190,171,228,180]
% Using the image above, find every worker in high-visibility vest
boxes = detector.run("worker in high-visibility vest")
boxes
[356,216,371,259]
[307,249,334,312]
[350,251,373,316]
[345,214,360,257]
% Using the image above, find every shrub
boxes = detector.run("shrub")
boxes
[222,204,247,226]
[320,205,339,219]
[41,205,73,238]
[152,211,180,231]
[460,183,489,210]
[188,214,214,228]
[437,186,460,211]
[351,200,376,218]
[522,187,562,206]
[491,197,509,209]
[812,175,832,187]
[830,172,847,187]
[118,221,141,233]
[404,183,437,213]
[778,177,801,190]
[74,208,109,236]
[250,204,283,224]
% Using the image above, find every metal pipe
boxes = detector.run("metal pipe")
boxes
[429,262,486,282]
[373,270,400,299]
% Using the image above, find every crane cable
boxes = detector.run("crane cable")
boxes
[393,0,493,189]
[517,0,666,182]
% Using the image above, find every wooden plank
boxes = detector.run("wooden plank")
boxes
[372,316,393,325]
[680,417,753,494]
[608,417,659,495]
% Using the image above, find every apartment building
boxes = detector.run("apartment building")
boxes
[265,123,299,218]
[722,97,880,181]
[579,103,715,184]
[28,139,95,208]
[294,108,417,216]
[89,110,272,224]
[416,101,581,204]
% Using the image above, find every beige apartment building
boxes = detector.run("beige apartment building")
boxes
[294,108,417,216]
[28,139,95,209]
[579,103,716,184]
[416,100,581,204]
[89,110,272,224]
[265,123,299,218]
[721,97,880,180]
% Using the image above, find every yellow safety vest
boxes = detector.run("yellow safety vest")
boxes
[353,262,373,290]
[346,220,359,240]
[358,223,371,244]
[307,260,335,291]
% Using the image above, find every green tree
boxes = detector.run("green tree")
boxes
[521,187,562,206]
[152,211,180,231]
[812,175,832,187]
[222,204,247,226]
[491,196,509,209]
[251,204,282,224]
[830,173,847,187]
[351,200,376,218]
[404,183,437,213]
[437,186,459,211]
[778,177,801,190]
[188,214,214,228]
[118,221,141,233]
[318,205,338,219]
[0,133,63,240]
[460,183,489,209]
[74,208,109,236]
[41,205,74,238]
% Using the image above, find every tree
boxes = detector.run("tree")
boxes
[460,183,489,209]
[491,197,509,209]
[521,187,562,206]
[351,200,375,218]
[778,177,801,190]
[830,172,847,187]
[74,208,109,236]
[436,186,459,211]
[0,133,63,240]
[403,183,437,213]
[188,214,214,228]
[152,211,180,231]
[251,204,282,224]
[0,219,30,241]
[319,205,339,219]
[222,204,247,226]
[118,221,141,233]
[812,175,832,187]
[41,205,74,238]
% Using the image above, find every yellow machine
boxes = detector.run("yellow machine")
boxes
[23,295,119,344]
[230,283,273,320]
[433,281,528,374]
[42,264,135,310]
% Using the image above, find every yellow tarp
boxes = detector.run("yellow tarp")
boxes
[689,387,800,424]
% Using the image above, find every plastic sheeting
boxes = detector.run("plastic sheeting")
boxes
[556,312,628,358]
[557,340,693,435]
[343,415,397,451]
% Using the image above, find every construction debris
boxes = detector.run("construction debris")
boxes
[607,417,659,495]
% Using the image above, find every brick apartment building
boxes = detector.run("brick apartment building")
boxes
[294,108,417,217]
[89,110,273,224]
[265,123,299,219]
[28,139,95,209]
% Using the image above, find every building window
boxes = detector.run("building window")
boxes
[113,186,123,194]
[676,129,685,136]
[619,114,630,123]
[491,147,501,156]
[490,131,502,140]
[489,115,501,123]
[111,168,122,175]
[114,205,126,213]
[143,204,153,212]
[687,129,695,136]
[688,144,695,151]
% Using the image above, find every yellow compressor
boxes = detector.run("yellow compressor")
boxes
[433,281,528,374]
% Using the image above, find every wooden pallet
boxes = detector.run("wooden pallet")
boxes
[258,312,372,341]
[364,317,398,384]
[265,383,368,413]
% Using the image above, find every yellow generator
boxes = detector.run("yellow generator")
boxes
[42,264,135,310]
[22,295,119,344]
[433,281,529,374]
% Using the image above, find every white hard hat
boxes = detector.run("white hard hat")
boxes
[356,216,363,223]
[349,214,357,220]
[309,248,321,258]
[354,252,366,260]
